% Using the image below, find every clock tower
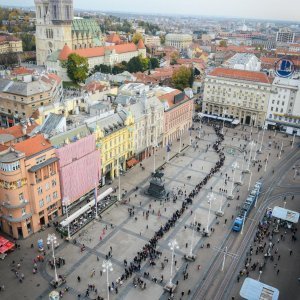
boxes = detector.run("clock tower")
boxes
[35,0,73,65]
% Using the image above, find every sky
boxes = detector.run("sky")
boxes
[1,0,300,22]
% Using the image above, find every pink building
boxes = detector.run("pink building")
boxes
[50,126,101,205]
[159,89,194,146]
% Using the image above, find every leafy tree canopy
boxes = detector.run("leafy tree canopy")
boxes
[66,53,89,83]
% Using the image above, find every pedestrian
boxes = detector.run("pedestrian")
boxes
[277,269,280,275]
[289,249,293,256]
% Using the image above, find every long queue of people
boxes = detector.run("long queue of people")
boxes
[104,124,227,297]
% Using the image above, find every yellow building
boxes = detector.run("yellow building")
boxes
[88,110,134,185]
[0,35,23,54]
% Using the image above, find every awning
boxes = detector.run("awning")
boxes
[126,158,139,168]
[272,206,299,223]
[0,236,8,247]
[232,119,240,125]
[0,241,15,254]
[28,157,59,173]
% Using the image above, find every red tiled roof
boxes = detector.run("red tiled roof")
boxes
[0,122,38,139]
[0,144,8,152]
[59,43,138,60]
[0,35,20,43]
[11,67,35,76]
[106,33,121,44]
[209,68,270,84]
[261,57,300,68]
[133,72,159,84]
[137,39,146,49]
[83,81,107,93]
[158,89,187,108]
[58,44,73,60]
[14,134,52,157]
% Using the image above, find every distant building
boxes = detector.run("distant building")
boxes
[266,77,300,135]
[0,35,23,54]
[165,34,193,51]
[276,28,295,44]
[0,73,63,127]
[223,53,261,71]
[0,134,61,239]
[144,35,161,47]
[34,0,103,65]
[203,68,271,126]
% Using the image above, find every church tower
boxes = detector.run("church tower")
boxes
[35,0,73,65]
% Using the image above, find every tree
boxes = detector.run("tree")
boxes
[171,66,193,91]
[149,57,159,69]
[132,32,143,44]
[20,33,35,51]
[66,53,89,83]
[170,52,179,65]
[112,63,127,74]
[127,56,142,73]
[160,35,165,45]
[219,40,227,47]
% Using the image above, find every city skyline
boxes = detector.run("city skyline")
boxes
[1,0,300,22]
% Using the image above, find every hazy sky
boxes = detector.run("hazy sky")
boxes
[2,0,300,21]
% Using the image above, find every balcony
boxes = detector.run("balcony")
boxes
[1,200,29,209]
[1,212,32,223]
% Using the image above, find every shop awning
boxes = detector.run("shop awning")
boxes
[0,237,15,254]
[126,158,138,168]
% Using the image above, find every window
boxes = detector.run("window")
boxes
[21,208,26,216]
[38,186,43,195]
[45,182,50,190]
[17,179,22,188]
[46,195,51,203]
[0,161,20,172]
[53,191,58,199]
[36,156,46,164]
[39,199,44,208]
[52,179,56,187]
[19,193,24,202]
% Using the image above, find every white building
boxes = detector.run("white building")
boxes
[266,77,300,135]
[223,53,261,71]
[203,67,272,126]
[276,28,295,44]
[144,35,161,47]
[165,33,193,51]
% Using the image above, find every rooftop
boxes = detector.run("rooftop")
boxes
[208,67,270,84]
[13,134,52,157]
[0,121,38,140]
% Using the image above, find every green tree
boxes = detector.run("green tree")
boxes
[170,52,179,65]
[149,57,159,69]
[66,53,89,83]
[171,66,192,91]
[132,32,143,44]
[160,35,165,45]
[20,33,35,51]
[219,40,227,47]
[112,63,127,74]
[127,56,144,73]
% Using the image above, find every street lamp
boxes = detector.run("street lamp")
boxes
[237,154,245,185]
[47,234,59,283]
[222,109,227,134]
[250,116,256,137]
[168,239,179,285]
[102,260,113,300]
[252,132,260,162]
[244,141,254,173]
[228,161,239,200]
[178,131,183,153]
[258,125,265,153]
[258,270,262,281]
[248,171,252,191]
[206,192,216,232]
[117,158,121,201]
[189,214,196,257]
[279,141,283,159]
[62,197,71,240]
[153,144,158,173]
[216,179,225,216]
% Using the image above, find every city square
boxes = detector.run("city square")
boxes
[0,123,299,300]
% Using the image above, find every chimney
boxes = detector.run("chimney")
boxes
[22,125,27,135]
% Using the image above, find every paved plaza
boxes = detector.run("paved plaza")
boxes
[0,124,299,300]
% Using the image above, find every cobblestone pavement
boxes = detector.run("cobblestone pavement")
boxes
[0,124,299,300]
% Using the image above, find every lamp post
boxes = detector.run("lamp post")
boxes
[259,126,265,153]
[258,270,262,281]
[206,192,216,232]
[117,158,121,201]
[153,144,158,173]
[216,179,225,216]
[62,197,71,240]
[221,246,228,272]
[228,161,239,200]
[264,155,269,172]
[168,239,179,285]
[250,116,256,137]
[47,234,59,283]
[279,141,283,159]
[189,214,196,257]
[292,134,295,148]
[94,182,99,219]
[245,141,254,173]
[248,171,252,191]
[241,211,247,235]
[238,154,245,185]
[253,132,260,162]
[102,260,113,300]
[222,109,227,134]
[178,132,182,153]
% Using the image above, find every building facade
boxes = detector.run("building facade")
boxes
[0,73,63,127]
[266,77,300,135]
[223,53,261,71]
[130,96,164,161]
[0,35,23,54]
[0,135,61,239]
[144,35,161,47]
[88,110,134,185]
[276,28,295,44]
[165,34,193,51]
[156,88,194,146]
[50,126,101,206]
[203,68,271,126]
